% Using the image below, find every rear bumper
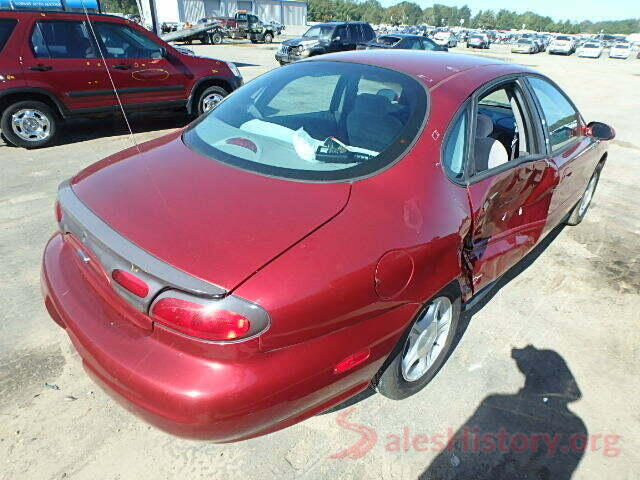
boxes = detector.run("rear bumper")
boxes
[42,233,414,441]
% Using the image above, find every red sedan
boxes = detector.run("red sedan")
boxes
[41,51,614,442]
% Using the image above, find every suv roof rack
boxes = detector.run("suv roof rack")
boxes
[0,0,101,13]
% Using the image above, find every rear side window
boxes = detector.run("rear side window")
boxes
[0,19,17,54]
[31,21,97,59]
[528,77,581,152]
[443,108,468,179]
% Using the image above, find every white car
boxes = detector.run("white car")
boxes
[548,35,575,55]
[433,31,457,47]
[609,42,631,59]
[577,42,603,58]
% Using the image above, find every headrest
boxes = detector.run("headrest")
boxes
[354,93,391,115]
[476,113,493,138]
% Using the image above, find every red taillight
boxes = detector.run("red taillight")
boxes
[334,349,371,374]
[112,269,149,298]
[55,201,62,222]
[151,297,251,341]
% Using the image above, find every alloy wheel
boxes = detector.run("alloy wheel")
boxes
[11,109,51,142]
[401,297,453,382]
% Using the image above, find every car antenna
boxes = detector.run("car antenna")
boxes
[80,0,141,153]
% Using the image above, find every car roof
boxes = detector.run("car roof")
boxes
[315,21,368,26]
[307,50,533,89]
[379,34,425,39]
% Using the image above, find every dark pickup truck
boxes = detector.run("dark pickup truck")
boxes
[276,21,375,65]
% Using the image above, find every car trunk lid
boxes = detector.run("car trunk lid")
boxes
[70,133,351,294]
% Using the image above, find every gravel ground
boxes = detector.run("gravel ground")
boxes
[1,40,638,479]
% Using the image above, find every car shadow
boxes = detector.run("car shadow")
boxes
[1,112,192,149]
[322,223,568,415]
[420,345,589,480]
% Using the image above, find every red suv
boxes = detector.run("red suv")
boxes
[0,11,242,148]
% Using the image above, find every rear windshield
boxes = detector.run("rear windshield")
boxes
[0,19,17,53]
[184,61,428,182]
[614,44,629,49]
[555,36,571,41]
[584,43,599,48]
[519,39,532,44]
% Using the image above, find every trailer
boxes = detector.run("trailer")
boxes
[160,20,228,45]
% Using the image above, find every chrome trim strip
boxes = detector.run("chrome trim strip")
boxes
[58,180,227,302]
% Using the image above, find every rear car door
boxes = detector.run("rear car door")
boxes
[0,17,23,89]
[525,76,600,225]
[92,20,190,107]
[456,78,559,292]
[21,18,112,111]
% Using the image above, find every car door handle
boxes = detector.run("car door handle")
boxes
[28,65,53,71]
[113,64,132,70]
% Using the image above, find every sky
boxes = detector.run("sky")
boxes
[378,0,639,22]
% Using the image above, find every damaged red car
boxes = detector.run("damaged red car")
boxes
[41,51,614,442]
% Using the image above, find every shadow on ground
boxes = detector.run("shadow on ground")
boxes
[420,345,588,479]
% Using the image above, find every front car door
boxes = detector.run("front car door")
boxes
[92,20,190,108]
[330,25,347,53]
[524,76,602,227]
[450,77,559,292]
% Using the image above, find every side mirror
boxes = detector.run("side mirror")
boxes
[333,36,341,42]
[586,121,615,141]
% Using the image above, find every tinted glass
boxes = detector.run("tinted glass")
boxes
[31,21,96,59]
[378,36,400,46]
[94,23,162,59]
[422,38,437,50]
[362,24,375,41]
[529,77,581,152]
[303,25,333,39]
[184,61,427,182]
[333,25,346,41]
[0,19,17,53]
[443,109,468,179]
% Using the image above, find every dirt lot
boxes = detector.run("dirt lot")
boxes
[1,41,638,479]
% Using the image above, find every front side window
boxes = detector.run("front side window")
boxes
[528,77,581,152]
[0,19,17,53]
[184,61,427,182]
[94,23,163,59]
[31,21,96,59]
[303,25,333,40]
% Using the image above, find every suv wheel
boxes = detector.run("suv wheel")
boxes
[196,86,228,116]
[263,33,273,44]
[1,100,59,149]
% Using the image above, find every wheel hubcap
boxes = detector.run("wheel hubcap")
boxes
[578,175,597,217]
[201,93,224,112]
[401,297,453,382]
[11,109,51,142]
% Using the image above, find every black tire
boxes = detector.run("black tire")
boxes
[0,100,60,149]
[195,85,228,116]
[263,33,273,44]
[210,32,223,45]
[373,284,462,400]
[566,167,602,226]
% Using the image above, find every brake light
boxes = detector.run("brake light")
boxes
[112,269,149,298]
[55,201,62,222]
[152,297,251,341]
